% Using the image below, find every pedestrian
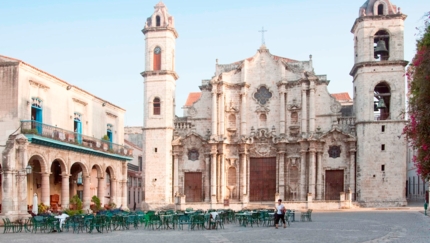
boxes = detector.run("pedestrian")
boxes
[274,199,286,229]
[133,202,136,211]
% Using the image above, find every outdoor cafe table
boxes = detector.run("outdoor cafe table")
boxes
[235,213,252,227]
[160,214,175,229]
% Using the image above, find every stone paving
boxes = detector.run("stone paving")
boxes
[1,210,430,243]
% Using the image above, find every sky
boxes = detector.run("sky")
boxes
[1,0,428,126]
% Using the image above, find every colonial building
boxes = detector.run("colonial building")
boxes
[0,55,133,220]
[141,0,408,209]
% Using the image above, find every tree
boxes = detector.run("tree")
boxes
[404,12,430,178]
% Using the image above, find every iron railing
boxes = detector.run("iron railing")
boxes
[21,120,133,157]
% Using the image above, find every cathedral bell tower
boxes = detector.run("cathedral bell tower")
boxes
[351,0,407,206]
[141,1,178,206]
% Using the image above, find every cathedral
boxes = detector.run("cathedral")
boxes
[141,0,408,209]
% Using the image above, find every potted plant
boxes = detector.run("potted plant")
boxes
[101,135,110,151]
[91,195,102,213]
[70,194,83,210]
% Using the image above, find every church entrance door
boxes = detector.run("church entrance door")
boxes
[325,170,344,200]
[184,172,202,202]
[249,157,276,201]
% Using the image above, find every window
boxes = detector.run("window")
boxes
[254,86,272,105]
[156,15,161,26]
[77,172,83,185]
[381,125,385,132]
[107,124,113,144]
[138,156,143,171]
[31,97,43,133]
[381,165,385,171]
[377,4,384,15]
[74,112,82,143]
[155,148,158,153]
[153,47,161,70]
[153,98,161,115]
[381,144,385,151]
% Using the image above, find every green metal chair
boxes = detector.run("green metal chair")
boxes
[177,214,191,230]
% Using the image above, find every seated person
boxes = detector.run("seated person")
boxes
[54,212,69,231]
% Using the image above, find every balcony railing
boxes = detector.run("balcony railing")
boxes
[21,120,133,158]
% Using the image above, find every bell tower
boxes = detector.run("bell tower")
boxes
[351,0,408,207]
[141,1,178,206]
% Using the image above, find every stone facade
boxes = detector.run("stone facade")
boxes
[141,0,408,209]
[0,55,132,220]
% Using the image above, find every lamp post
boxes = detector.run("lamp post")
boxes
[25,164,32,174]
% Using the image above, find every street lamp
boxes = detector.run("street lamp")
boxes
[25,164,32,174]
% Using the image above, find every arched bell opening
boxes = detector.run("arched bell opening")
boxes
[374,82,391,120]
[374,30,390,61]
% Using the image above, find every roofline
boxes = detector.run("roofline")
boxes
[0,54,126,112]
[124,139,143,151]
[350,14,407,34]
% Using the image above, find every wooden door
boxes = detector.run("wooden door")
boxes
[184,172,202,202]
[325,170,344,200]
[249,157,276,201]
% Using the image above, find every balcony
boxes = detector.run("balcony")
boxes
[21,120,133,160]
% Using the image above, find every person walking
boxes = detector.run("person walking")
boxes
[274,199,286,229]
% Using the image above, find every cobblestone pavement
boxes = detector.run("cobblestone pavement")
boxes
[2,211,430,243]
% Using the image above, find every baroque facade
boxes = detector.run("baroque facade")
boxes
[0,55,133,220]
[142,0,408,209]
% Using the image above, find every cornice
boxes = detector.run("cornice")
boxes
[350,14,407,33]
[141,70,179,80]
[142,27,179,38]
[349,60,409,77]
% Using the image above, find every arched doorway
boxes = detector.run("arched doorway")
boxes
[49,160,62,212]
[90,164,104,206]
[70,162,89,209]
[27,155,48,207]
[105,167,116,206]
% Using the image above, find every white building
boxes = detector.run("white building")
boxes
[141,0,408,210]
[0,55,133,220]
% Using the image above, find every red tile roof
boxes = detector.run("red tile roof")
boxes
[331,92,352,102]
[184,92,201,106]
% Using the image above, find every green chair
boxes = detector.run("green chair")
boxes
[178,214,191,230]
[2,218,16,233]
[190,214,205,230]
[147,214,162,230]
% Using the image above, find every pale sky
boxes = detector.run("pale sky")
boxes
[1,0,428,126]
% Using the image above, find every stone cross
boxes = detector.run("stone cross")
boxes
[259,27,267,45]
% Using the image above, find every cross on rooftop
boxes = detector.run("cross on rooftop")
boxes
[259,27,268,45]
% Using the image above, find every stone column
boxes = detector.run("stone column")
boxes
[309,81,316,133]
[300,151,307,200]
[1,171,14,214]
[220,153,225,200]
[204,155,210,202]
[41,173,50,206]
[211,90,218,136]
[97,177,105,206]
[349,144,356,200]
[173,153,179,196]
[308,148,316,197]
[301,83,308,134]
[240,146,248,202]
[316,151,323,200]
[241,88,247,136]
[17,139,29,214]
[110,179,117,204]
[279,89,286,134]
[122,180,127,208]
[219,91,225,136]
[61,174,70,209]
[83,176,90,210]
[278,152,285,200]
[210,151,217,203]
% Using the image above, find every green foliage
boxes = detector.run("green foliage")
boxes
[91,195,102,212]
[64,209,83,216]
[404,12,430,178]
[38,203,49,214]
[70,194,83,210]
[102,135,110,141]
[22,129,38,135]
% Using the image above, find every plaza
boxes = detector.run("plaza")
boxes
[1,208,429,243]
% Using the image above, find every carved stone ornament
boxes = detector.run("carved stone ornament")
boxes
[187,107,197,117]
[328,146,341,158]
[287,99,301,111]
[330,97,342,113]
[187,149,199,161]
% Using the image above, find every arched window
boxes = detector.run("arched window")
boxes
[374,30,389,61]
[377,4,384,15]
[153,47,161,70]
[153,98,161,115]
[156,16,161,27]
[374,82,391,121]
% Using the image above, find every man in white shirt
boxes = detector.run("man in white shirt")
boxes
[54,212,69,231]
